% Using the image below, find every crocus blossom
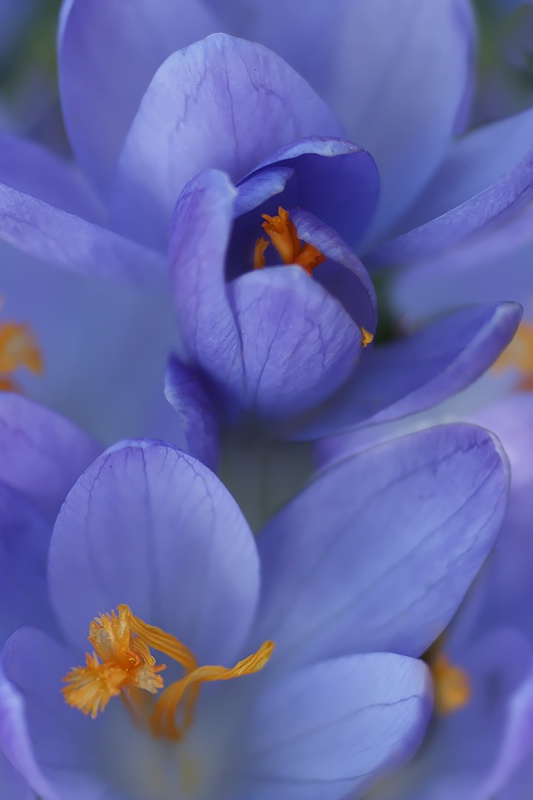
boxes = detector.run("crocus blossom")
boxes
[0,393,511,799]
[0,1,522,442]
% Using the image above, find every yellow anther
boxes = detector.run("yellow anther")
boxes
[361,327,374,348]
[62,605,274,742]
[0,320,43,391]
[254,207,326,275]
[493,321,533,389]
[431,653,471,716]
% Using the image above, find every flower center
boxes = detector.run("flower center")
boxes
[62,605,274,741]
[493,320,533,389]
[253,206,326,275]
[0,315,43,392]
[428,649,471,716]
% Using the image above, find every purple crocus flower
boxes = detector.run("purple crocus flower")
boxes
[0,1,522,444]
[0,392,511,799]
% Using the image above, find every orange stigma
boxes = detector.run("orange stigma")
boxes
[0,307,43,392]
[253,207,326,274]
[426,645,471,716]
[62,605,274,741]
[493,321,533,389]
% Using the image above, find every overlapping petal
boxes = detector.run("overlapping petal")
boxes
[0,394,100,519]
[254,424,509,671]
[287,302,521,439]
[49,440,259,666]
[243,654,431,800]
[58,0,216,191]
[109,33,344,249]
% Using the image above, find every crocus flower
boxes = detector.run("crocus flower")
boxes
[0,392,511,799]
[0,1,522,444]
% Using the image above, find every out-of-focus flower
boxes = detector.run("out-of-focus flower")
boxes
[0,393,511,799]
[0,1,523,444]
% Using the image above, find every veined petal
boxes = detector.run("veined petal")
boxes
[58,0,216,191]
[287,302,521,440]
[109,33,344,249]
[254,424,509,671]
[0,394,100,519]
[243,653,431,800]
[49,441,259,666]
[0,182,165,285]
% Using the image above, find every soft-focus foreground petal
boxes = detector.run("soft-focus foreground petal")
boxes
[0,181,165,283]
[374,106,533,263]
[1,630,105,800]
[0,483,54,638]
[0,666,57,800]
[254,424,508,672]
[0,133,104,224]
[58,0,215,191]
[242,654,431,800]
[287,302,521,439]
[109,33,344,249]
[164,355,220,471]
[0,394,100,519]
[49,440,259,665]
[339,0,474,241]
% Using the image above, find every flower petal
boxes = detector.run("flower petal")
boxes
[0,482,54,639]
[0,181,165,284]
[374,106,533,263]
[109,33,344,249]
[0,132,104,224]
[58,0,216,191]
[287,302,521,439]
[0,394,100,519]
[49,440,259,665]
[248,136,379,246]
[254,424,508,671]
[164,355,220,471]
[243,653,431,800]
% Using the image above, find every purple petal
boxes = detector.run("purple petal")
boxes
[248,136,379,246]
[169,169,243,395]
[0,133,104,223]
[1,630,105,799]
[0,482,54,638]
[234,166,295,217]
[243,654,430,800]
[254,424,508,671]
[0,752,34,800]
[335,0,475,241]
[374,106,533,263]
[0,664,58,800]
[0,181,165,284]
[109,33,344,249]
[58,0,216,191]
[0,394,100,519]
[49,440,259,665]
[288,302,521,439]
[229,265,362,418]
[164,355,220,471]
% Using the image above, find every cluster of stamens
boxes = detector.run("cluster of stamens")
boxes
[62,605,274,741]
[0,308,43,391]
[253,206,327,275]
[425,638,471,716]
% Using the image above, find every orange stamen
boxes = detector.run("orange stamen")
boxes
[254,206,326,275]
[493,321,533,389]
[430,652,471,716]
[361,327,374,348]
[62,605,274,742]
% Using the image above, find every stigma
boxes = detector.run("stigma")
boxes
[430,653,471,716]
[253,207,326,274]
[0,310,43,392]
[63,605,274,741]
